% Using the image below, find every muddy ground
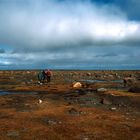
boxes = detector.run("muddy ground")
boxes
[0,70,140,140]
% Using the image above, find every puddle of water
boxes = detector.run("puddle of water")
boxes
[0,91,37,95]
[80,80,105,83]
[0,91,11,95]
[80,79,123,83]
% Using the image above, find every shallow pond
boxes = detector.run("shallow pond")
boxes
[80,79,123,83]
[0,91,37,95]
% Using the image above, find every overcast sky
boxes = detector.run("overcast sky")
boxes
[0,0,140,70]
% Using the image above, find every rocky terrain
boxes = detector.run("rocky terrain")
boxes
[0,70,140,140]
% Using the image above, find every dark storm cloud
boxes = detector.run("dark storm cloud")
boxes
[0,45,140,69]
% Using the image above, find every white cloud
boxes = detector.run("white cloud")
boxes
[0,0,140,51]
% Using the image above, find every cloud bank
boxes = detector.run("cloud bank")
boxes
[0,0,140,69]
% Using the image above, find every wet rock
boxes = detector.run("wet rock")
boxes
[97,88,107,93]
[128,86,140,93]
[7,131,19,137]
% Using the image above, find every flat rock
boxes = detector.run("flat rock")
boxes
[43,118,58,125]
[110,107,117,111]
[97,88,107,93]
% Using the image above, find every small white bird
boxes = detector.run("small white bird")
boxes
[39,99,42,104]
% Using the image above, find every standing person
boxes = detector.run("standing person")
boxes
[45,69,52,83]
[38,70,46,83]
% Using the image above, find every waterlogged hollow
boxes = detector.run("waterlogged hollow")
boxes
[79,79,124,83]
[0,91,38,95]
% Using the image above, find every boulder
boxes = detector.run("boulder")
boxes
[86,72,91,76]
[39,99,43,104]
[123,77,137,86]
[100,98,112,105]
[128,86,140,93]
[73,82,82,88]
[27,71,30,74]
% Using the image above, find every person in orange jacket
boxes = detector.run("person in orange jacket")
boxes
[45,69,52,83]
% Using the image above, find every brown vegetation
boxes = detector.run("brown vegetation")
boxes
[0,70,140,140]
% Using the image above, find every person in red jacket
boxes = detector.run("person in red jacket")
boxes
[45,69,52,83]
